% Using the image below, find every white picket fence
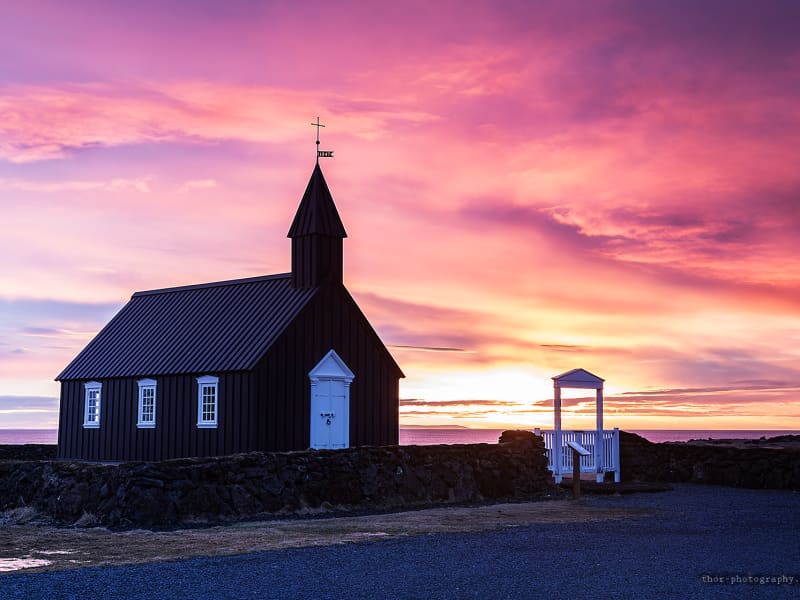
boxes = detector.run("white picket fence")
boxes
[535,428,620,483]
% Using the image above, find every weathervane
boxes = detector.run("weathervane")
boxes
[311,116,334,162]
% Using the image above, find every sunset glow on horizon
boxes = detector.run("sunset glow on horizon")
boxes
[2,1,800,431]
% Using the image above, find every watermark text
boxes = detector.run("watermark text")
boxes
[701,574,797,586]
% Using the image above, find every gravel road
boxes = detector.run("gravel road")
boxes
[3,484,799,599]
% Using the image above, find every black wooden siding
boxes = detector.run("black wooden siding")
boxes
[57,372,256,461]
[57,283,400,461]
[256,284,400,451]
[291,235,343,288]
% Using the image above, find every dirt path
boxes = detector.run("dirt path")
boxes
[0,500,651,574]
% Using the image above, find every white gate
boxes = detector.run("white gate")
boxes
[309,349,354,449]
[537,428,621,483]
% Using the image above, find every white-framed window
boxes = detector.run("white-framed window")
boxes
[196,375,219,428]
[137,378,157,428]
[83,381,102,428]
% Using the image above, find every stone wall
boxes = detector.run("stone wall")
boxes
[0,444,57,461]
[620,431,800,490]
[0,432,551,528]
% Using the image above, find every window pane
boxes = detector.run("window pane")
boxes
[201,384,216,422]
[143,390,154,421]
[86,388,100,423]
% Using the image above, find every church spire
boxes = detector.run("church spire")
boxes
[288,163,347,288]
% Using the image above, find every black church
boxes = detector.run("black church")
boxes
[56,162,403,461]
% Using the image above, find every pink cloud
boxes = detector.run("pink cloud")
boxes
[2,1,799,426]
[0,82,433,163]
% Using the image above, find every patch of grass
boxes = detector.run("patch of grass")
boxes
[0,501,653,574]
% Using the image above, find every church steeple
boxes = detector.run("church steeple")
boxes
[288,163,347,288]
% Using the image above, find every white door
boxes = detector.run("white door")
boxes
[309,350,354,450]
[310,379,348,449]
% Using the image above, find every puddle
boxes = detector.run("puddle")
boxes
[0,558,53,572]
[0,549,77,572]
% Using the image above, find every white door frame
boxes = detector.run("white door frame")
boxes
[552,368,605,483]
[309,349,354,449]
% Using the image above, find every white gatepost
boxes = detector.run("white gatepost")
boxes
[552,368,606,483]
[553,383,562,483]
[595,386,604,484]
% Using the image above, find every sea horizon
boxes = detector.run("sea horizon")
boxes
[3,428,800,446]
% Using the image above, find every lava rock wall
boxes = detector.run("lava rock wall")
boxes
[0,432,551,528]
[620,431,800,489]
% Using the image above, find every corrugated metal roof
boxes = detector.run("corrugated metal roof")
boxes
[56,274,316,380]
[287,163,347,238]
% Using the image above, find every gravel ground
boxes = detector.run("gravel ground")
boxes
[2,483,799,599]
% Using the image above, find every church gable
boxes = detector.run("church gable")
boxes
[335,286,404,377]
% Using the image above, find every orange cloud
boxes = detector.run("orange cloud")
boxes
[2,1,800,428]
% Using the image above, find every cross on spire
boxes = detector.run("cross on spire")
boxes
[311,116,325,146]
[311,116,333,162]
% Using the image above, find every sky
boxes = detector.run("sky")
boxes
[1,0,800,431]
